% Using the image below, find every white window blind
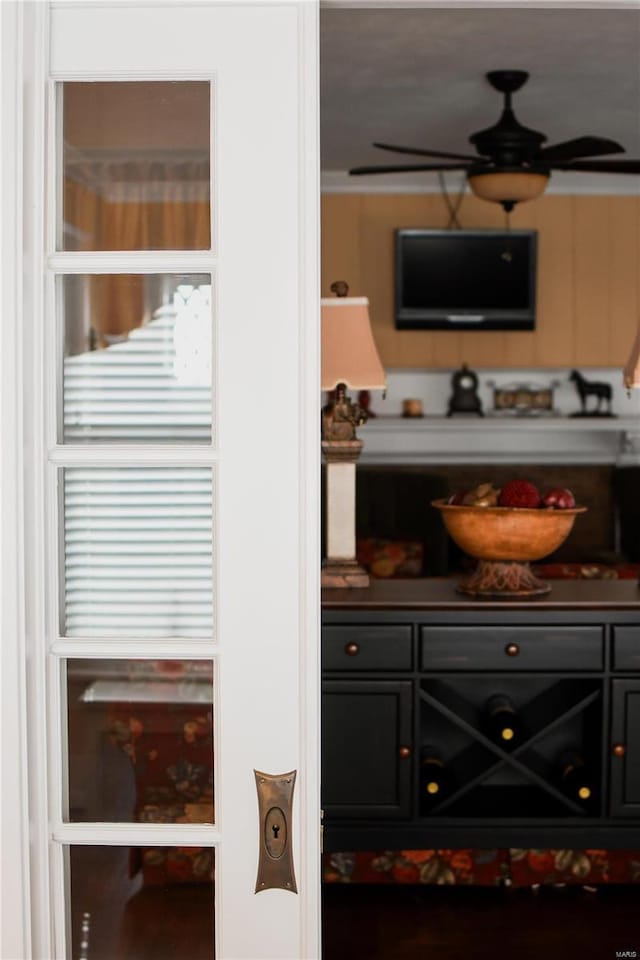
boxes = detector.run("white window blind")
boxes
[63,467,213,637]
[63,287,212,442]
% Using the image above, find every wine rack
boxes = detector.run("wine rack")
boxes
[321,584,640,852]
[418,677,602,818]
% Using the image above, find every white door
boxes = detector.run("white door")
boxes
[1,3,320,959]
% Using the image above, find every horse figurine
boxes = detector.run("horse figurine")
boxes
[569,370,613,416]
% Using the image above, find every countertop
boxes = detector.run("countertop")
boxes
[321,577,640,611]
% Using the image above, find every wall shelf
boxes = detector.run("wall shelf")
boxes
[359,416,640,466]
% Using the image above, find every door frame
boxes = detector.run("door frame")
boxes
[2,3,27,957]
[1,2,320,958]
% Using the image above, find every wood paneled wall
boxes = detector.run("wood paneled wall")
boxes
[321,193,640,369]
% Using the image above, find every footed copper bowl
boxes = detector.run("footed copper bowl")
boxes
[432,499,586,598]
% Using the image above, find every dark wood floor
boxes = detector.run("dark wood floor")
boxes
[70,853,640,959]
[70,848,214,960]
[322,884,640,960]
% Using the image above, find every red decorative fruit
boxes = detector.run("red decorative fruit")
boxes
[447,491,466,505]
[498,479,541,509]
[541,487,576,509]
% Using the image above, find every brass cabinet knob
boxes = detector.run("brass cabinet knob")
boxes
[612,743,626,758]
[505,643,520,657]
[345,642,360,656]
[399,746,411,759]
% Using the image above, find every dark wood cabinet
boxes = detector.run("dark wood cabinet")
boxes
[610,679,640,818]
[322,680,412,819]
[322,580,640,851]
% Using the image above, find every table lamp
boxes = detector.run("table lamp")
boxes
[623,324,640,391]
[321,281,386,588]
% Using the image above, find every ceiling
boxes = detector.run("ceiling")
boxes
[320,6,640,188]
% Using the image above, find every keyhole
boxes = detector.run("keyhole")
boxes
[264,806,286,858]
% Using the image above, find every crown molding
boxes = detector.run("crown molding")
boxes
[321,169,640,195]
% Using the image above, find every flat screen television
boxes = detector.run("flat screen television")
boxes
[395,228,537,331]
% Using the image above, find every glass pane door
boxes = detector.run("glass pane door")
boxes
[62,467,214,636]
[52,73,219,956]
[66,658,214,824]
[62,81,211,252]
[36,5,320,958]
[68,846,215,960]
[61,275,212,443]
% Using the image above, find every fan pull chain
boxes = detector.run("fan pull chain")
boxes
[502,209,513,262]
[438,171,466,229]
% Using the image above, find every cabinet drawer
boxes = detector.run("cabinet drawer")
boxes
[323,625,412,671]
[613,627,640,671]
[420,626,602,671]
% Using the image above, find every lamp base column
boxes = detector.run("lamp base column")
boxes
[321,558,369,589]
[322,439,369,589]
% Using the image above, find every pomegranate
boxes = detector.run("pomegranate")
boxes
[541,487,576,509]
[498,479,541,509]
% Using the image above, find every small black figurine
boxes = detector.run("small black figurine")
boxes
[447,363,483,417]
[569,370,614,417]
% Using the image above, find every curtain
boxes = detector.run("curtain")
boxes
[64,160,210,351]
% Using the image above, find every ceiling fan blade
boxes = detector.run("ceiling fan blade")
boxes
[373,141,479,162]
[349,162,471,176]
[542,136,625,163]
[552,159,640,173]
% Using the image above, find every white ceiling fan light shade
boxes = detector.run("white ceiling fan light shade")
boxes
[467,170,550,206]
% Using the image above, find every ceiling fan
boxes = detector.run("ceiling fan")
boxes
[349,70,640,211]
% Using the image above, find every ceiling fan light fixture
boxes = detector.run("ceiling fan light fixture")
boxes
[467,169,549,211]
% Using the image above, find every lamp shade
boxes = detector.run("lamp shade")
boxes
[468,170,549,206]
[321,296,386,391]
[623,323,640,389]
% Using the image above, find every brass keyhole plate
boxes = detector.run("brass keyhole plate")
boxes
[254,770,297,894]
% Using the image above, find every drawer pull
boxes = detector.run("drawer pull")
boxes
[505,643,520,657]
[399,746,411,759]
[612,743,626,758]
[344,642,360,657]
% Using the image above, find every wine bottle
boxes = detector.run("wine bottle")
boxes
[419,746,446,801]
[558,750,593,802]
[484,694,521,748]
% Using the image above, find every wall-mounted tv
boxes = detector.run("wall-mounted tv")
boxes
[395,228,537,331]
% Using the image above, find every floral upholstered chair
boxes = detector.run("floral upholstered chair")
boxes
[107,660,214,885]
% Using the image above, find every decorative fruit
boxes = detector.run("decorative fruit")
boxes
[498,479,541,509]
[447,491,466,505]
[541,487,576,509]
[462,483,500,507]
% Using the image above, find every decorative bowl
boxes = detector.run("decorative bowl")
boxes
[432,499,587,598]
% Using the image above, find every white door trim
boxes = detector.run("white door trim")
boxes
[2,3,53,957]
[1,3,31,958]
[296,4,322,953]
